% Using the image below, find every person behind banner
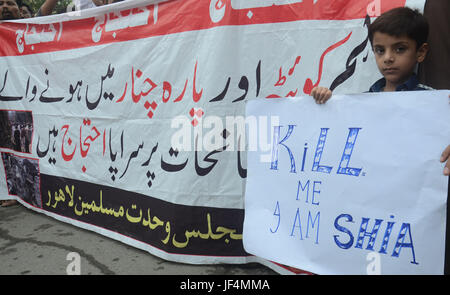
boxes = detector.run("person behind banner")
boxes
[36,0,125,16]
[0,0,21,20]
[309,7,450,177]
[35,0,66,16]
[418,0,450,177]
[19,1,33,18]
[418,0,450,90]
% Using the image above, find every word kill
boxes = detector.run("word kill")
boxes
[270,126,363,176]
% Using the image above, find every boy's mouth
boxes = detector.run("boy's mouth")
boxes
[383,68,399,74]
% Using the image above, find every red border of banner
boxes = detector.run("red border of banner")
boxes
[0,0,406,57]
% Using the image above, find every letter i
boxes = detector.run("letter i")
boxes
[301,143,308,172]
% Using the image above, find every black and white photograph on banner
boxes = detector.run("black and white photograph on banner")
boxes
[1,152,41,208]
[0,110,34,153]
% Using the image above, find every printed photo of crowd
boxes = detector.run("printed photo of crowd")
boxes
[0,110,33,153]
[1,152,42,208]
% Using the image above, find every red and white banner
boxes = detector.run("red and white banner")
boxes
[0,0,425,273]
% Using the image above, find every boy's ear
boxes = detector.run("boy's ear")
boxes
[416,43,429,63]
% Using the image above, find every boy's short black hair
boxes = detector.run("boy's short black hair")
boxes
[368,7,429,49]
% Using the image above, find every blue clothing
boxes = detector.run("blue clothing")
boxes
[368,74,434,92]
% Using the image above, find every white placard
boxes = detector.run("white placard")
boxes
[244,90,449,275]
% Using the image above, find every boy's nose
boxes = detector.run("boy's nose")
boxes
[384,52,394,64]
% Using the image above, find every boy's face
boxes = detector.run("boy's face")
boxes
[0,0,20,20]
[372,32,428,90]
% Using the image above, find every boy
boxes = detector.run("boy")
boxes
[310,7,450,176]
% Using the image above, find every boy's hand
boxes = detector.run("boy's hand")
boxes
[310,86,332,104]
[441,145,450,176]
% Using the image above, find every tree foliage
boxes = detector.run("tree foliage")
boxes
[24,0,73,15]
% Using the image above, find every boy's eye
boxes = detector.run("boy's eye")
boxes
[395,47,406,53]
[374,47,384,55]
